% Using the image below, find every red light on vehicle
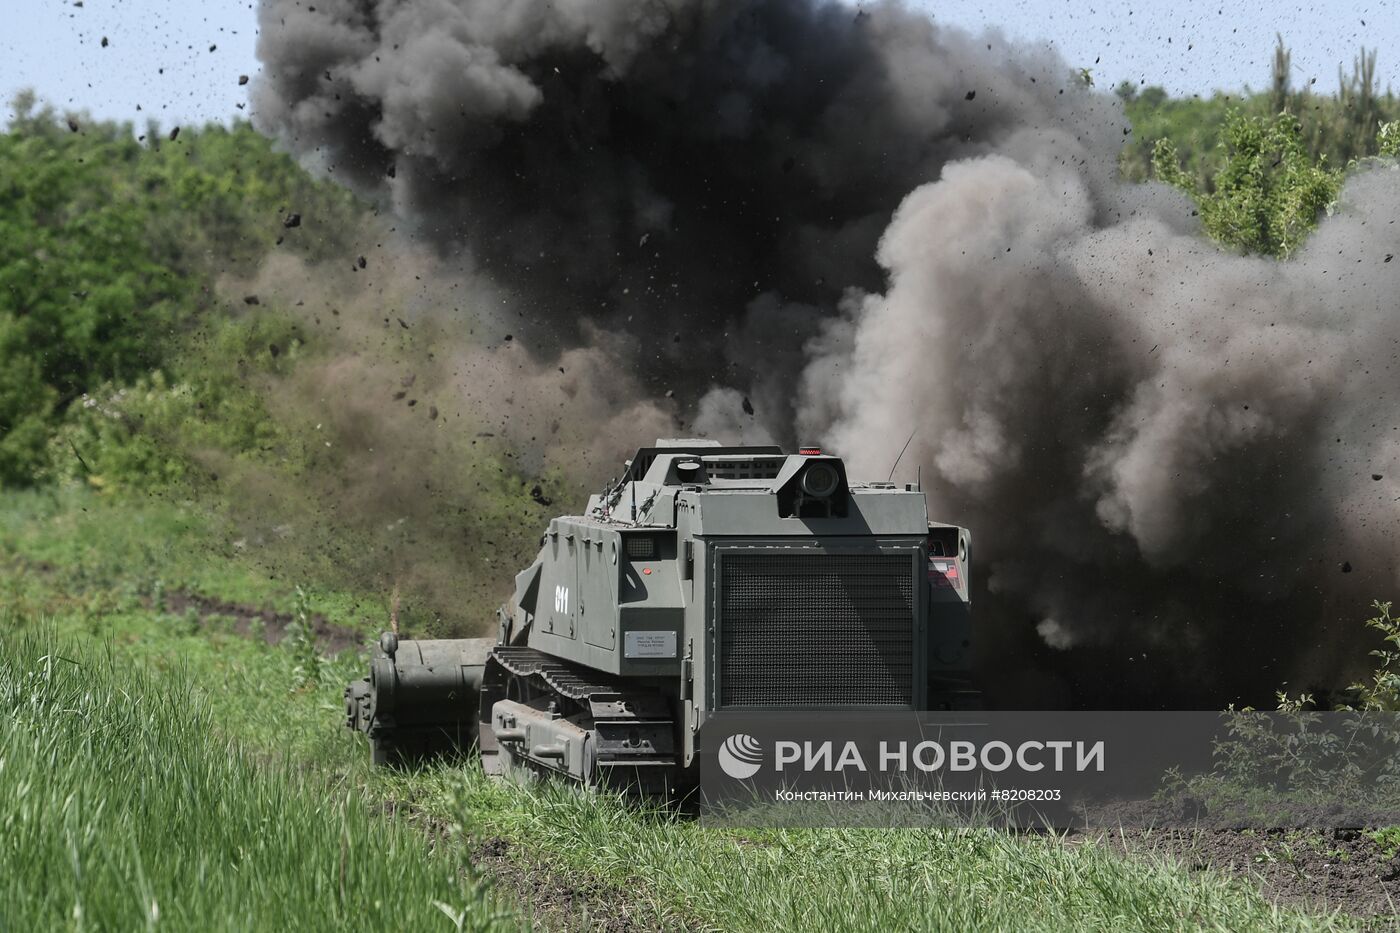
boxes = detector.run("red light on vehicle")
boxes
[929,559,960,588]
[798,446,822,456]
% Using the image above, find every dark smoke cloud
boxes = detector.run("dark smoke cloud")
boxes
[253,0,1400,706]
[805,163,1400,705]
[253,0,1121,396]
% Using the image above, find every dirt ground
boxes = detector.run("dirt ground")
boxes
[158,588,362,654]
[1100,827,1400,919]
[471,837,677,932]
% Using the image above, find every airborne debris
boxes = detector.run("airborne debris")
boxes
[101,36,108,47]
[283,213,301,228]
[67,118,79,133]
[1341,561,1354,573]
[239,75,250,86]
[742,396,754,415]
[357,255,367,269]
[253,0,1400,706]
[243,295,260,306]
[1373,474,1384,481]
[529,484,552,506]
[428,406,438,420]
[169,127,180,141]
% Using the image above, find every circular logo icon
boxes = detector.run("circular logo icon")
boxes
[717,733,763,779]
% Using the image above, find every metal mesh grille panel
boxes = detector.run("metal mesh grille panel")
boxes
[705,458,785,480]
[719,552,915,707]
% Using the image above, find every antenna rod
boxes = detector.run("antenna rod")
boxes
[887,429,917,482]
[630,482,637,523]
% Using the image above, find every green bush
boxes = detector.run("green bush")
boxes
[0,98,361,488]
[45,312,304,490]
[1153,111,1341,256]
[1121,40,1399,183]
[1380,122,1400,158]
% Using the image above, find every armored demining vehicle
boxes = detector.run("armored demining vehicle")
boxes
[345,439,975,792]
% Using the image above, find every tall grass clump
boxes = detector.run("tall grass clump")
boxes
[0,628,509,931]
[446,769,1355,932]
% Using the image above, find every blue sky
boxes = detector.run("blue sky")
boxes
[3,0,1398,128]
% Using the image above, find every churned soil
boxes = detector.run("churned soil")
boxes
[1103,827,1400,918]
[470,837,679,932]
[380,794,681,932]
[9,551,365,654]
[154,588,362,654]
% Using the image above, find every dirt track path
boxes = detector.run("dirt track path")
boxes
[1104,827,1400,918]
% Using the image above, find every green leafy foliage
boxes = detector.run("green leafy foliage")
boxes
[0,96,359,487]
[0,101,552,622]
[1153,112,1341,256]
[288,583,323,687]
[1348,601,1400,711]
[1380,122,1400,158]
[45,313,303,490]
[1121,40,1400,184]
[1161,601,1400,820]
[1365,826,1400,859]
[1120,84,1236,186]
[1280,598,1400,713]
[1,111,189,481]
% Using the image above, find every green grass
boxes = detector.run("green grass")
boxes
[0,486,382,631]
[0,628,509,931]
[371,769,1352,932]
[0,487,1376,931]
[1365,827,1400,860]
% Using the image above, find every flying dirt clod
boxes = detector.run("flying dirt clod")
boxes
[255,0,1400,707]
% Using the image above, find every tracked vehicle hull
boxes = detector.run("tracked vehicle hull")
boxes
[345,440,977,788]
[480,648,678,793]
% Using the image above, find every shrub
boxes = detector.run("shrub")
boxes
[1153,111,1342,257]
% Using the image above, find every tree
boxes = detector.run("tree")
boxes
[0,98,362,486]
[1153,111,1341,257]
[1269,33,1291,117]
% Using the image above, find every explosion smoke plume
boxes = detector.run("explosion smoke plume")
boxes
[253,0,1400,705]
[214,243,672,627]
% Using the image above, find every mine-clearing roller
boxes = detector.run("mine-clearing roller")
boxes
[344,440,976,793]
